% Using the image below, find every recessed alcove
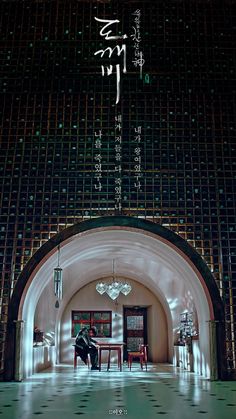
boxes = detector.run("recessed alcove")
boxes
[17,224,215,379]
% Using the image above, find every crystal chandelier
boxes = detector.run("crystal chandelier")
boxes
[96,260,132,300]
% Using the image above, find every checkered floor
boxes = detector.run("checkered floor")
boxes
[0,364,236,419]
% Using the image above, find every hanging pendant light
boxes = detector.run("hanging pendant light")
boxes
[53,244,63,300]
[106,283,120,300]
[120,282,132,296]
[96,260,132,300]
[96,281,108,295]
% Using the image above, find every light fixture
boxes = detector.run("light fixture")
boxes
[96,260,132,300]
[53,244,63,301]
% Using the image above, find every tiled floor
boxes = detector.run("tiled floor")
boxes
[0,363,236,419]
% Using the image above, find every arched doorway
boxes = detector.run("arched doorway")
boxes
[5,216,226,380]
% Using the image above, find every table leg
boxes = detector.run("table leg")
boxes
[107,349,111,371]
[119,348,122,371]
[99,348,102,371]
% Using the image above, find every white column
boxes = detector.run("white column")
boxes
[208,320,218,380]
[14,320,25,382]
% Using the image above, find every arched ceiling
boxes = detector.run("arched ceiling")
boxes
[5,218,226,381]
[22,228,212,326]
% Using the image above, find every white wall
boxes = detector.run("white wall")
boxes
[34,279,58,337]
[60,278,168,364]
[33,346,56,373]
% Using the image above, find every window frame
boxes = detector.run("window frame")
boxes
[71,310,112,338]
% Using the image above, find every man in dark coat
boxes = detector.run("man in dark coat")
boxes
[75,327,99,370]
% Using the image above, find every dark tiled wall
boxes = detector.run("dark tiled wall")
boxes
[0,0,235,373]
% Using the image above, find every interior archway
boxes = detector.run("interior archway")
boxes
[5,216,226,380]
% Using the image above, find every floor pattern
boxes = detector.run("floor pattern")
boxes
[0,364,236,419]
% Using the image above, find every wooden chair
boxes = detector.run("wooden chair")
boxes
[73,345,90,369]
[127,344,148,371]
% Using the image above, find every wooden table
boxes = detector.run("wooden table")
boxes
[97,342,125,371]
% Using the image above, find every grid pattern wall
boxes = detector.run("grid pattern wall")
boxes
[0,0,236,374]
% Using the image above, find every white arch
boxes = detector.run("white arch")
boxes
[19,227,214,379]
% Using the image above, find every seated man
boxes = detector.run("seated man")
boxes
[75,327,99,370]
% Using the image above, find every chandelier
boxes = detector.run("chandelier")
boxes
[96,260,132,300]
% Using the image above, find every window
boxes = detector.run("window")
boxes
[71,310,112,338]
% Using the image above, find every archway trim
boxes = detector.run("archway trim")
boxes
[5,216,226,380]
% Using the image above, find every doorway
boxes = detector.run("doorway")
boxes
[123,306,147,361]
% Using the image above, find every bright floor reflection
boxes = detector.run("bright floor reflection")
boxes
[0,364,236,419]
